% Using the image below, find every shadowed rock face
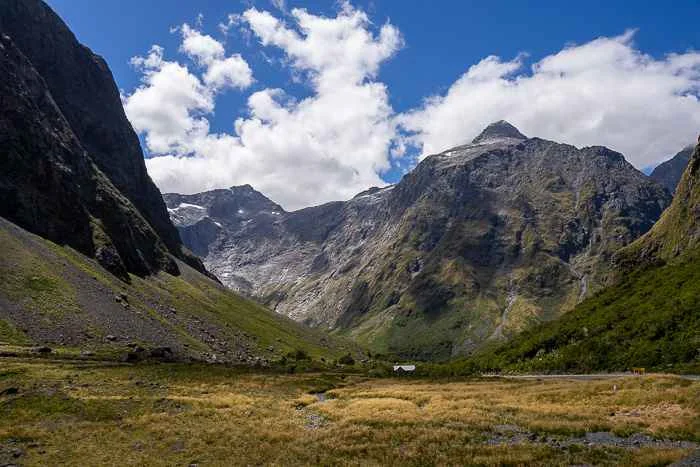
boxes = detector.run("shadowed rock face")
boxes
[483,140,700,373]
[650,146,693,194]
[0,0,208,279]
[619,140,700,267]
[167,122,671,360]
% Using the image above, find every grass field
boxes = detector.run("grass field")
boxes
[0,359,698,466]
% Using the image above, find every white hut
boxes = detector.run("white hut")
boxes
[393,364,416,373]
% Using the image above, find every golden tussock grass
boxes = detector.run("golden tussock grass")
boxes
[0,359,697,466]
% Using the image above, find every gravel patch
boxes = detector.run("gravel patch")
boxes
[486,426,698,451]
[670,449,700,466]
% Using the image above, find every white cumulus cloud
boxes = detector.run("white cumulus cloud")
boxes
[203,55,254,90]
[242,4,402,89]
[180,24,225,65]
[125,45,213,154]
[178,24,253,90]
[399,31,700,167]
[125,3,403,210]
[125,6,700,211]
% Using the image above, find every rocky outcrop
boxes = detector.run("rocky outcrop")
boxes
[0,0,207,280]
[0,215,346,363]
[650,146,693,194]
[619,139,700,266]
[167,122,671,359]
[0,0,350,364]
[479,140,700,373]
[472,120,527,144]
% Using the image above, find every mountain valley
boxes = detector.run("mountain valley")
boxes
[470,139,700,374]
[167,121,673,359]
[0,2,699,465]
[0,0,347,363]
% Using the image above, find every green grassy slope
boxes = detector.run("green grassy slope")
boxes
[466,252,699,373]
[458,143,700,374]
[0,216,352,363]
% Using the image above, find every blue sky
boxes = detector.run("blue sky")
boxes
[46,0,700,113]
[46,0,700,209]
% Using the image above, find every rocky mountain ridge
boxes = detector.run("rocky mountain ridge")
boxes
[619,137,700,266]
[0,0,206,280]
[167,122,671,359]
[0,0,349,362]
[650,145,693,194]
[475,139,700,373]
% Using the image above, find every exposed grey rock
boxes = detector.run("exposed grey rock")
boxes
[471,119,527,144]
[650,145,693,194]
[671,449,700,467]
[167,122,670,359]
[0,0,209,279]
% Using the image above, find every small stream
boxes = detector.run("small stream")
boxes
[491,281,517,340]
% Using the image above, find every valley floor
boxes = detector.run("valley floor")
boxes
[0,359,698,466]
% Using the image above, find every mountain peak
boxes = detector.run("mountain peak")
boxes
[472,120,527,144]
[230,184,255,191]
[650,145,694,193]
[621,141,700,265]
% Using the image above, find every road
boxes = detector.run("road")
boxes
[484,373,700,381]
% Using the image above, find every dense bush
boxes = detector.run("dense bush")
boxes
[287,349,311,361]
[338,353,355,365]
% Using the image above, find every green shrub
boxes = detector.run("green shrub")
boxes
[338,353,355,365]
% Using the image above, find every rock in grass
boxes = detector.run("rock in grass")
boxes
[149,347,174,361]
[124,352,143,363]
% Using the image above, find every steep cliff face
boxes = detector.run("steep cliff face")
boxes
[0,1,348,361]
[619,139,700,265]
[168,122,671,359]
[0,0,206,279]
[650,145,693,194]
[164,185,286,262]
[476,140,700,373]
